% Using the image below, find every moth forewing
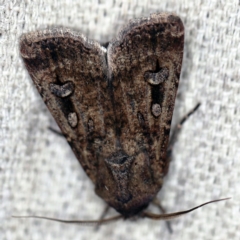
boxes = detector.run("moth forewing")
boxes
[102,13,184,216]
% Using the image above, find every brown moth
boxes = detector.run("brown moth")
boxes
[18,12,228,224]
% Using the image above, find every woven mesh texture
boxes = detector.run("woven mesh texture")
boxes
[1,0,239,239]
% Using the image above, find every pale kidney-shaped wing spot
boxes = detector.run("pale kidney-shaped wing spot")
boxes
[68,112,78,128]
[144,67,169,85]
[50,81,74,97]
[151,103,161,117]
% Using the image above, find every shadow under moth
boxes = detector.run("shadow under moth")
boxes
[17,12,228,225]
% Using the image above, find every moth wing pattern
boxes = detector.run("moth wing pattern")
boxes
[102,13,184,215]
[20,12,184,217]
[20,29,111,183]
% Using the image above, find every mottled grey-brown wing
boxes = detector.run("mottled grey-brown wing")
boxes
[20,29,113,183]
[107,13,184,181]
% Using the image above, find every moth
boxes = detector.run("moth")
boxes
[18,12,228,224]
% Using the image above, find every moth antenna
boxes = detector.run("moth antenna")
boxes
[12,214,122,225]
[142,198,230,220]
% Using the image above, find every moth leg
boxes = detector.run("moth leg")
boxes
[152,198,173,233]
[94,205,111,231]
[48,126,64,137]
[166,103,201,173]
[156,104,200,231]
